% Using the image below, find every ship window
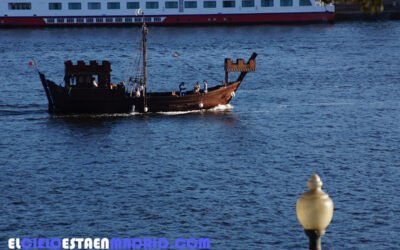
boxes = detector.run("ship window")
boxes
[125,17,133,22]
[105,17,113,22]
[86,17,94,22]
[8,2,32,10]
[67,18,75,23]
[242,0,254,7]
[68,2,82,10]
[300,0,312,5]
[280,0,293,6]
[146,1,159,9]
[77,18,84,23]
[47,18,55,23]
[107,2,120,9]
[154,17,161,22]
[127,2,140,9]
[56,18,64,23]
[88,2,101,9]
[223,1,235,8]
[184,1,197,8]
[261,0,273,6]
[203,1,216,8]
[96,17,104,22]
[135,17,142,22]
[49,2,62,10]
[165,1,178,8]
[115,17,123,22]
[144,17,152,22]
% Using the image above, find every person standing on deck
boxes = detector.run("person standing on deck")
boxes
[139,83,145,96]
[203,80,208,93]
[194,82,200,94]
[179,82,186,96]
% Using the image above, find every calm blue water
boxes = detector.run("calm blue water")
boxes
[1,22,400,249]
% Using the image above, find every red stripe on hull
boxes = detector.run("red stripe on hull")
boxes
[0,13,334,27]
[0,17,46,27]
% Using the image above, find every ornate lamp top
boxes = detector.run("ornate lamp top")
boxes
[296,174,334,233]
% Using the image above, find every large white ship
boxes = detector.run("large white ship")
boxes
[0,0,334,27]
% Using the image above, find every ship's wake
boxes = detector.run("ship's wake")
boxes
[156,104,233,115]
[51,104,234,118]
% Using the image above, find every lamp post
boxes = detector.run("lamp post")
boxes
[296,174,334,250]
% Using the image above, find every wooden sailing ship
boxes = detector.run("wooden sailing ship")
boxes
[39,23,257,114]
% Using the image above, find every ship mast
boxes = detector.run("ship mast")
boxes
[142,21,148,112]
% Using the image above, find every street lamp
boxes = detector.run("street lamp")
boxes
[296,174,334,250]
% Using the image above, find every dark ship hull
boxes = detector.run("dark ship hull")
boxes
[40,72,242,114]
[40,73,134,113]
[144,82,240,112]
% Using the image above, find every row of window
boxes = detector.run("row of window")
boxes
[46,16,162,23]
[44,16,251,23]
[8,0,312,10]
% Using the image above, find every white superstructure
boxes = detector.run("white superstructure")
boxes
[0,0,334,26]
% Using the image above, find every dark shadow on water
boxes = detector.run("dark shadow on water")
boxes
[47,114,129,132]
